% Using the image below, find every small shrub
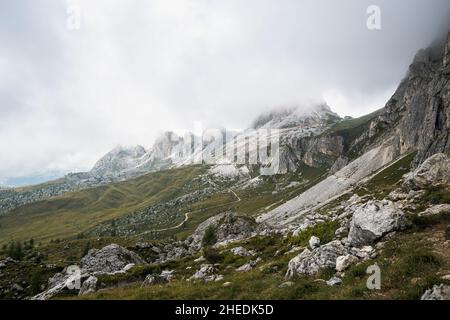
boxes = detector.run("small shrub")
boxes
[293,281,320,298]
[421,186,450,205]
[203,247,223,264]
[130,264,161,278]
[76,232,85,239]
[346,262,369,280]
[445,225,450,240]
[202,226,217,247]
[316,266,336,280]
[30,270,44,295]
[82,241,92,257]
[7,241,24,260]
[410,250,440,265]
[290,220,340,247]
[410,211,450,230]
[24,239,34,251]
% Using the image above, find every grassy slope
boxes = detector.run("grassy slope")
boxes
[0,159,328,251]
[133,164,329,241]
[0,165,206,245]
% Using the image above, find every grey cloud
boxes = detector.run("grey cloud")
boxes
[0,0,449,182]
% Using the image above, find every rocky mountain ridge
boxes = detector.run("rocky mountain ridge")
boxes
[259,31,450,227]
[0,103,343,214]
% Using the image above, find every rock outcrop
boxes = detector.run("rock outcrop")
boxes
[80,244,147,274]
[185,212,258,251]
[418,204,450,217]
[33,244,146,300]
[78,276,98,296]
[286,240,347,277]
[403,153,450,190]
[348,200,407,247]
[366,32,450,166]
[259,31,450,227]
[236,257,262,272]
[230,246,253,257]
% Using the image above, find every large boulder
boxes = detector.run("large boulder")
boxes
[81,244,146,275]
[403,153,450,190]
[286,240,347,277]
[33,244,146,300]
[33,269,85,300]
[348,200,407,247]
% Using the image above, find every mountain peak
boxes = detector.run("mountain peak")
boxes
[252,103,341,129]
[90,144,147,176]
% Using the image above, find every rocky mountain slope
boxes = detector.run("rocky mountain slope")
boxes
[259,31,450,227]
[0,31,449,301]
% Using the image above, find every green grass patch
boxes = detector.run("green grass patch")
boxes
[0,166,206,246]
[410,211,450,231]
[419,186,450,205]
[355,152,416,199]
[289,220,340,247]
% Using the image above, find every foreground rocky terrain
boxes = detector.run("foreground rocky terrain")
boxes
[0,31,449,300]
[0,151,444,300]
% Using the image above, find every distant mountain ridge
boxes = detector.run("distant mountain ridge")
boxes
[0,103,343,214]
[90,103,342,178]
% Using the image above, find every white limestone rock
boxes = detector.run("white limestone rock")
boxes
[309,236,321,249]
[335,254,359,272]
[286,240,347,278]
[348,200,407,247]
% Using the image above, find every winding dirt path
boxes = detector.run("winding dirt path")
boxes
[142,188,241,234]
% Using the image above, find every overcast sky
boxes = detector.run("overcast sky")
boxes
[1,0,450,185]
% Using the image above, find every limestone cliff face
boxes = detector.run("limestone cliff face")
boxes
[260,30,450,226]
[363,31,450,166]
[277,134,345,172]
[290,31,450,171]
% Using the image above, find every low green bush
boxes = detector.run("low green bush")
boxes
[289,220,340,247]
[202,226,217,247]
[203,247,224,264]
